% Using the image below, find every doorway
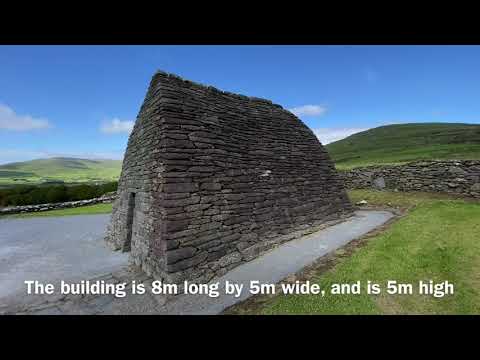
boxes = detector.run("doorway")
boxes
[123,192,136,252]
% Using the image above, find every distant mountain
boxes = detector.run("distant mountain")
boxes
[0,157,122,185]
[326,123,480,169]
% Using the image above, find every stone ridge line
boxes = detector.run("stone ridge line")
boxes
[153,70,284,108]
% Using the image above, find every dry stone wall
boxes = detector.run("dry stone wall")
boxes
[341,160,480,198]
[0,193,117,216]
[106,70,353,284]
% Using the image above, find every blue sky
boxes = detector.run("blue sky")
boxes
[1,45,480,164]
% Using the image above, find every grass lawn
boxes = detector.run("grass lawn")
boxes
[7,203,113,218]
[229,190,480,315]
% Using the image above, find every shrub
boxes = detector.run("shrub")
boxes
[0,181,118,206]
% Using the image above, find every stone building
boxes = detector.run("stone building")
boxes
[105,70,353,284]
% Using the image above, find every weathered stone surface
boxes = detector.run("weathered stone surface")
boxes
[105,70,352,284]
[162,219,190,232]
[166,247,197,264]
[373,177,386,189]
[163,183,199,193]
[341,160,480,198]
[200,182,222,191]
[162,196,201,208]
[166,252,208,273]
[211,252,243,271]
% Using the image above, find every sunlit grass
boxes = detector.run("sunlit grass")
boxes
[250,191,480,314]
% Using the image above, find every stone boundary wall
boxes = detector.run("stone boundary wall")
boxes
[0,193,117,216]
[340,160,480,198]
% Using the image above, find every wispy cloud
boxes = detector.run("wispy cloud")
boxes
[100,118,134,134]
[313,127,368,144]
[0,104,51,131]
[289,104,327,117]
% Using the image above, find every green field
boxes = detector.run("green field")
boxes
[1,123,479,184]
[0,157,122,185]
[226,190,480,315]
[7,203,113,218]
[326,123,480,169]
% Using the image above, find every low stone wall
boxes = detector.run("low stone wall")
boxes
[340,160,480,198]
[0,193,117,216]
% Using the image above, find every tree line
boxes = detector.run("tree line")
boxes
[0,182,118,207]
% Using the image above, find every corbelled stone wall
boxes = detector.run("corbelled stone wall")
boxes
[106,70,353,284]
[341,160,480,198]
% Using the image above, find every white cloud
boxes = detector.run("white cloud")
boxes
[0,104,51,131]
[100,118,134,134]
[313,127,368,144]
[289,105,327,117]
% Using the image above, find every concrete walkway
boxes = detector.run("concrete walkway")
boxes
[0,214,127,300]
[1,210,394,315]
[160,210,394,315]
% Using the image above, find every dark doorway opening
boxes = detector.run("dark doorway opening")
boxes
[123,192,136,252]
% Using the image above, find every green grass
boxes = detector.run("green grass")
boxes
[8,203,113,218]
[0,157,122,185]
[348,189,468,208]
[246,190,480,314]
[326,123,480,169]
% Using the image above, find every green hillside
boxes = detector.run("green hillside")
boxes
[3,123,480,183]
[0,157,122,185]
[326,123,480,169]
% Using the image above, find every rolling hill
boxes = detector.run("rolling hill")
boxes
[3,122,480,183]
[326,123,480,169]
[0,157,122,185]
